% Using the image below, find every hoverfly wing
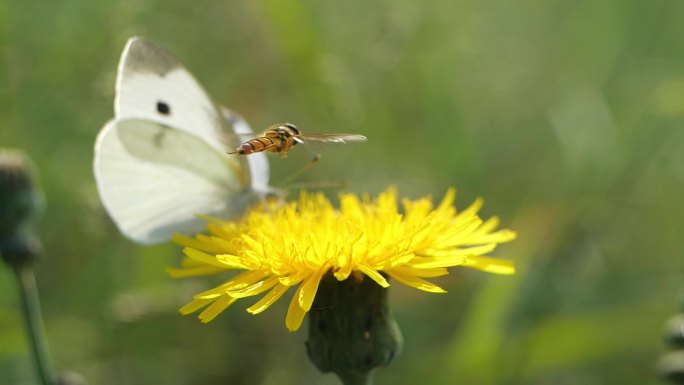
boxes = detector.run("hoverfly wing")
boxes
[296,134,368,143]
[289,133,367,159]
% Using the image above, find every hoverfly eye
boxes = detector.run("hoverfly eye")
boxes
[156,101,171,115]
[284,123,300,135]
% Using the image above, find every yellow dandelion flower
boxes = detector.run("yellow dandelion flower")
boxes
[168,187,516,332]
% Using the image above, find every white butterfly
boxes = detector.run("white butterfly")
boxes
[94,37,271,244]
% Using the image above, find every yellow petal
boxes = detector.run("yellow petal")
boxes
[404,266,449,278]
[198,295,237,323]
[298,269,325,311]
[333,262,353,281]
[285,286,307,332]
[279,272,306,286]
[229,276,278,298]
[172,233,211,251]
[357,264,390,287]
[387,267,447,293]
[463,255,515,275]
[455,197,483,221]
[384,252,416,269]
[247,284,290,315]
[215,254,249,269]
[409,256,467,269]
[465,229,517,245]
[472,216,500,235]
[423,243,497,258]
[180,257,206,268]
[193,271,269,299]
[179,297,214,315]
[183,248,233,269]
[436,187,456,212]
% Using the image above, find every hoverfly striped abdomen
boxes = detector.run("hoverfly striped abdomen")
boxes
[236,136,277,155]
[234,123,300,156]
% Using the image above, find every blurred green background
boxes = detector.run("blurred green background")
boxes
[2,0,683,384]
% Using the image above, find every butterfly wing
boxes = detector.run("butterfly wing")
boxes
[115,36,238,154]
[94,119,256,244]
[220,108,270,193]
[94,37,269,244]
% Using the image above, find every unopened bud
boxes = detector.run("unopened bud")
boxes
[665,314,684,349]
[658,350,684,384]
[0,149,44,269]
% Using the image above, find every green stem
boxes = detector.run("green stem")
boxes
[337,370,374,385]
[14,266,57,385]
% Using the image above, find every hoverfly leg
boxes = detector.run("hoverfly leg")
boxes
[285,180,348,191]
[277,152,321,188]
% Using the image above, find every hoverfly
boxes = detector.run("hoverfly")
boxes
[228,123,367,158]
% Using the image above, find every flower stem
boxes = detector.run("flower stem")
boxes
[337,370,374,385]
[14,265,57,385]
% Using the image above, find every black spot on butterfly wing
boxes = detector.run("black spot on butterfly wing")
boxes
[157,101,171,115]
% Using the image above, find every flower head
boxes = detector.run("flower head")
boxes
[169,187,516,331]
